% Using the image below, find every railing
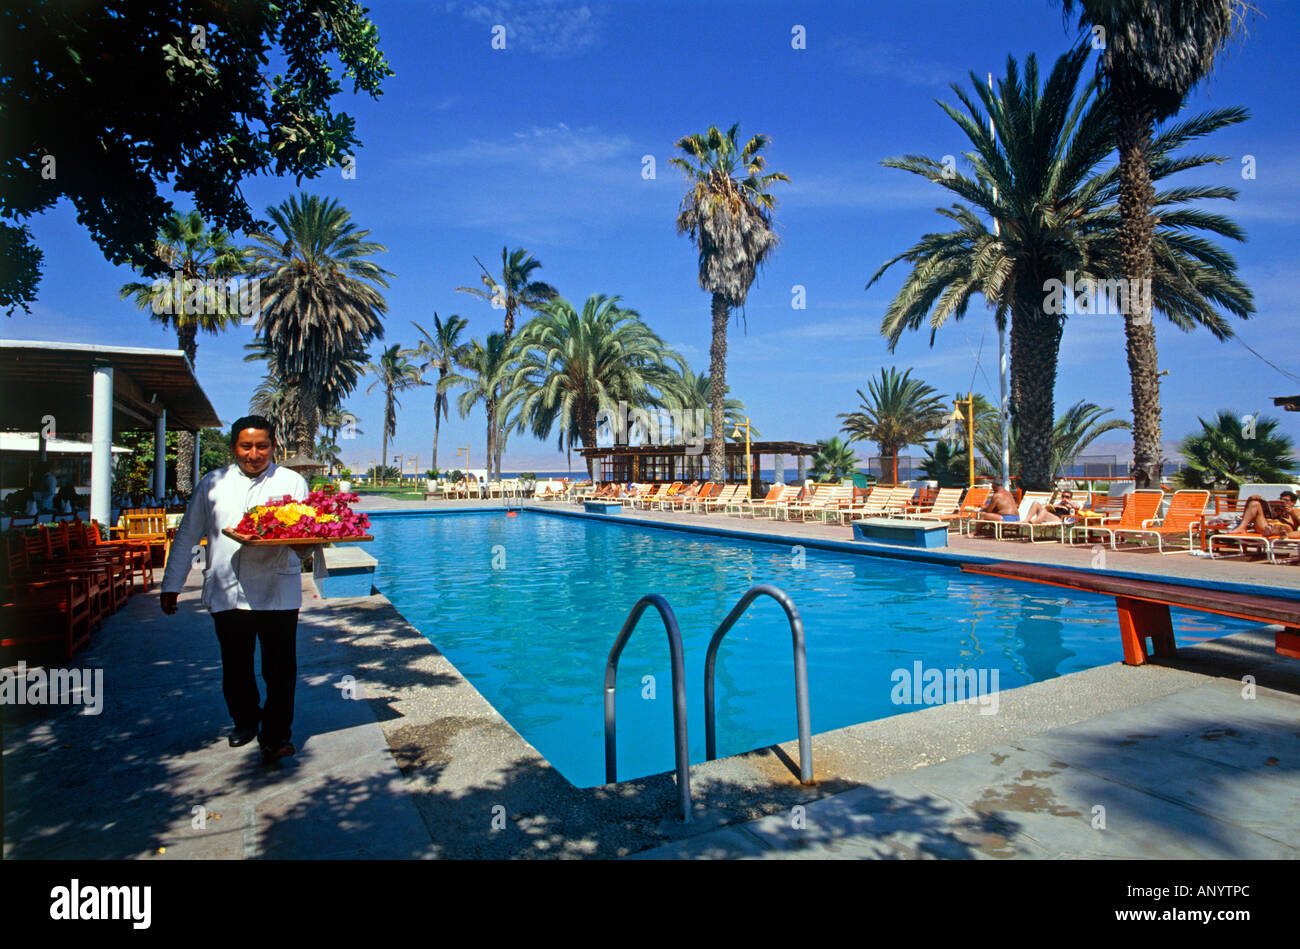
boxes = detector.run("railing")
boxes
[704,584,813,784]
[604,594,692,822]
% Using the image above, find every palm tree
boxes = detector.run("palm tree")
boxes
[838,368,949,484]
[457,247,558,478]
[120,210,245,491]
[1177,411,1296,489]
[1047,401,1131,478]
[319,407,363,475]
[667,367,759,444]
[411,313,468,474]
[809,437,860,482]
[969,398,1129,482]
[868,47,1252,490]
[504,295,688,478]
[244,193,389,455]
[244,338,368,455]
[920,441,969,489]
[672,123,789,482]
[249,374,299,463]
[365,345,425,483]
[1059,1,1251,488]
[441,333,514,478]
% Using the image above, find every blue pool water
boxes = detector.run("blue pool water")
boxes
[366,510,1262,787]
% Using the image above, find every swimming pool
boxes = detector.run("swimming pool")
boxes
[366,510,1263,787]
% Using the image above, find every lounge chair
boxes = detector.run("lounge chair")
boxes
[900,487,963,520]
[727,483,781,516]
[695,483,742,513]
[738,484,799,518]
[618,483,652,507]
[660,482,709,511]
[971,492,1053,540]
[835,485,891,525]
[783,483,853,522]
[1110,489,1211,554]
[632,483,670,510]
[1069,489,1165,548]
[997,491,1083,544]
[947,486,993,535]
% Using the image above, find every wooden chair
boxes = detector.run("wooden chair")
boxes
[122,510,172,567]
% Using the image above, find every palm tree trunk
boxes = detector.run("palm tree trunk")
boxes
[708,292,729,482]
[1010,300,1063,491]
[433,411,441,474]
[296,382,318,459]
[580,401,598,480]
[381,398,390,484]
[485,396,496,483]
[1117,95,1162,489]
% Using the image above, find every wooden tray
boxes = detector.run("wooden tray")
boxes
[222,528,373,546]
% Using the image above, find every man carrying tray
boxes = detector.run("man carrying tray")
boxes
[160,415,310,764]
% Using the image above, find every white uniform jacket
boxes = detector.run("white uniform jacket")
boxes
[160,463,310,612]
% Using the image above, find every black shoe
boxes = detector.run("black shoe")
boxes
[260,742,295,764]
[228,725,260,748]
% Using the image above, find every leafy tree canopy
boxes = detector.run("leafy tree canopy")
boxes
[0,0,392,313]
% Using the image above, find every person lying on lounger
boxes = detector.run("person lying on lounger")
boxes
[975,482,1020,521]
[1232,492,1300,538]
[1024,490,1080,525]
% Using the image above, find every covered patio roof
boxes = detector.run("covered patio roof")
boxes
[0,339,221,433]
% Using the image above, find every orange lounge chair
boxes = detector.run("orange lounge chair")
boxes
[1069,489,1165,548]
[737,484,799,518]
[947,486,993,535]
[1111,489,1211,554]
[660,482,709,511]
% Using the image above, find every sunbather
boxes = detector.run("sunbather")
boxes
[1024,490,1080,525]
[1232,492,1300,538]
[975,482,1020,522]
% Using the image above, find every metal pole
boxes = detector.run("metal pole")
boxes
[603,594,692,821]
[966,394,976,489]
[193,427,202,489]
[704,584,813,784]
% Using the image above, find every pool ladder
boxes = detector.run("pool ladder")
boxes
[602,584,812,823]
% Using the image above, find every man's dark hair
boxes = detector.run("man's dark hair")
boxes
[1282,491,1297,503]
[229,415,276,445]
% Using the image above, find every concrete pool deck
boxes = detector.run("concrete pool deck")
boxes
[3,497,1297,859]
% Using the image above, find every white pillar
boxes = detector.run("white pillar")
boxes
[91,365,114,528]
[154,409,166,501]
[797,454,806,483]
[774,453,784,484]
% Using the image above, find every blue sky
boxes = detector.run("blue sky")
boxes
[7,0,1299,474]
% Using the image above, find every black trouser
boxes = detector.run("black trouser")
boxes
[212,608,299,747]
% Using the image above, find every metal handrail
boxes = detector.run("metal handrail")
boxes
[604,594,692,822]
[704,584,813,784]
